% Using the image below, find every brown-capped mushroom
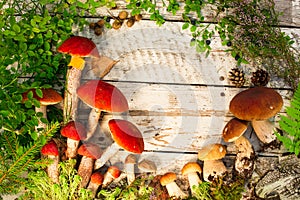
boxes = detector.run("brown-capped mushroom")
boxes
[124,154,137,185]
[138,159,157,173]
[77,142,102,188]
[160,172,188,199]
[198,143,227,181]
[60,121,87,159]
[57,36,100,121]
[181,162,202,195]
[229,86,283,143]
[41,140,60,183]
[77,80,129,139]
[222,117,249,142]
[94,119,144,170]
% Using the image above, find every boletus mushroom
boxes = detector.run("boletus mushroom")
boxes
[94,119,144,170]
[160,172,188,199]
[41,140,60,183]
[77,80,129,140]
[222,117,249,143]
[124,154,137,185]
[181,162,202,195]
[102,166,121,188]
[87,171,104,198]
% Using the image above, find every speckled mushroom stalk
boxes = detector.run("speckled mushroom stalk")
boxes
[181,162,202,195]
[87,171,104,198]
[41,140,60,183]
[77,143,102,188]
[57,36,100,122]
[102,166,121,188]
[94,119,144,170]
[124,154,137,185]
[60,121,87,159]
[76,80,129,140]
[160,172,188,199]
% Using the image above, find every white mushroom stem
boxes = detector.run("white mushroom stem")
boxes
[35,105,47,130]
[86,108,101,140]
[203,160,227,182]
[47,155,59,184]
[165,181,188,199]
[87,182,100,198]
[65,138,80,159]
[187,172,202,188]
[125,162,135,185]
[251,119,276,143]
[78,156,94,188]
[94,143,119,170]
[63,68,82,122]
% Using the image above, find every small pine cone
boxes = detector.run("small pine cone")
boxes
[228,68,245,87]
[251,69,270,86]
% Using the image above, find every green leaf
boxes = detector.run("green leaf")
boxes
[182,22,189,30]
[35,89,43,98]
[12,24,21,33]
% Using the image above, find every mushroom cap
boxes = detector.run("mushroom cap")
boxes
[41,140,59,156]
[106,166,121,178]
[90,172,104,185]
[222,118,249,142]
[198,143,226,161]
[22,88,63,106]
[160,172,176,186]
[138,159,157,172]
[181,162,202,175]
[61,121,87,141]
[77,143,102,159]
[57,36,100,58]
[125,154,137,164]
[229,87,283,121]
[108,119,144,154]
[77,80,129,113]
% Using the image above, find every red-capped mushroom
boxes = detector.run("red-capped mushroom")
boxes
[229,86,283,143]
[77,80,129,139]
[77,142,102,188]
[94,119,144,170]
[22,88,63,131]
[102,166,121,188]
[87,171,104,198]
[60,121,87,159]
[160,172,188,199]
[41,140,60,183]
[57,36,100,122]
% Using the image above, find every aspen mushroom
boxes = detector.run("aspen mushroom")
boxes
[94,119,144,170]
[124,154,137,185]
[160,172,188,199]
[234,135,255,178]
[22,88,63,131]
[198,143,227,182]
[87,171,104,198]
[77,80,129,139]
[57,36,100,121]
[77,142,102,188]
[222,117,249,142]
[138,159,157,173]
[41,140,60,183]
[102,166,121,188]
[60,121,87,159]
[181,162,202,195]
[229,86,283,143]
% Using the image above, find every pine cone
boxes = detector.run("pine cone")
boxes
[251,69,270,86]
[228,68,245,87]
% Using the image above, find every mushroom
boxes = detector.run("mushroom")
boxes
[76,80,129,139]
[181,162,202,195]
[102,166,121,188]
[57,36,100,121]
[222,117,249,143]
[234,135,255,178]
[77,142,102,188]
[22,88,63,131]
[160,172,188,199]
[41,140,60,183]
[94,119,144,170]
[138,159,157,173]
[198,143,227,182]
[87,171,104,198]
[229,86,283,143]
[124,154,137,185]
[60,121,87,159]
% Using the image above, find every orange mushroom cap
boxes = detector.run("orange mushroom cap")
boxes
[229,87,283,121]
[77,143,102,159]
[108,119,144,154]
[90,172,104,185]
[77,80,129,113]
[22,88,63,106]
[61,121,87,141]
[41,140,59,156]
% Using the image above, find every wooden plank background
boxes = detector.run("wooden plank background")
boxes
[72,0,300,175]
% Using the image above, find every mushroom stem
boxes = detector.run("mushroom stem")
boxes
[94,143,119,170]
[66,138,80,159]
[166,182,187,199]
[47,155,59,183]
[251,119,276,143]
[86,108,101,140]
[203,160,227,182]
[35,105,47,130]
[63,67,82,122]
[78,156,94,188]
[187,172,202,188]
